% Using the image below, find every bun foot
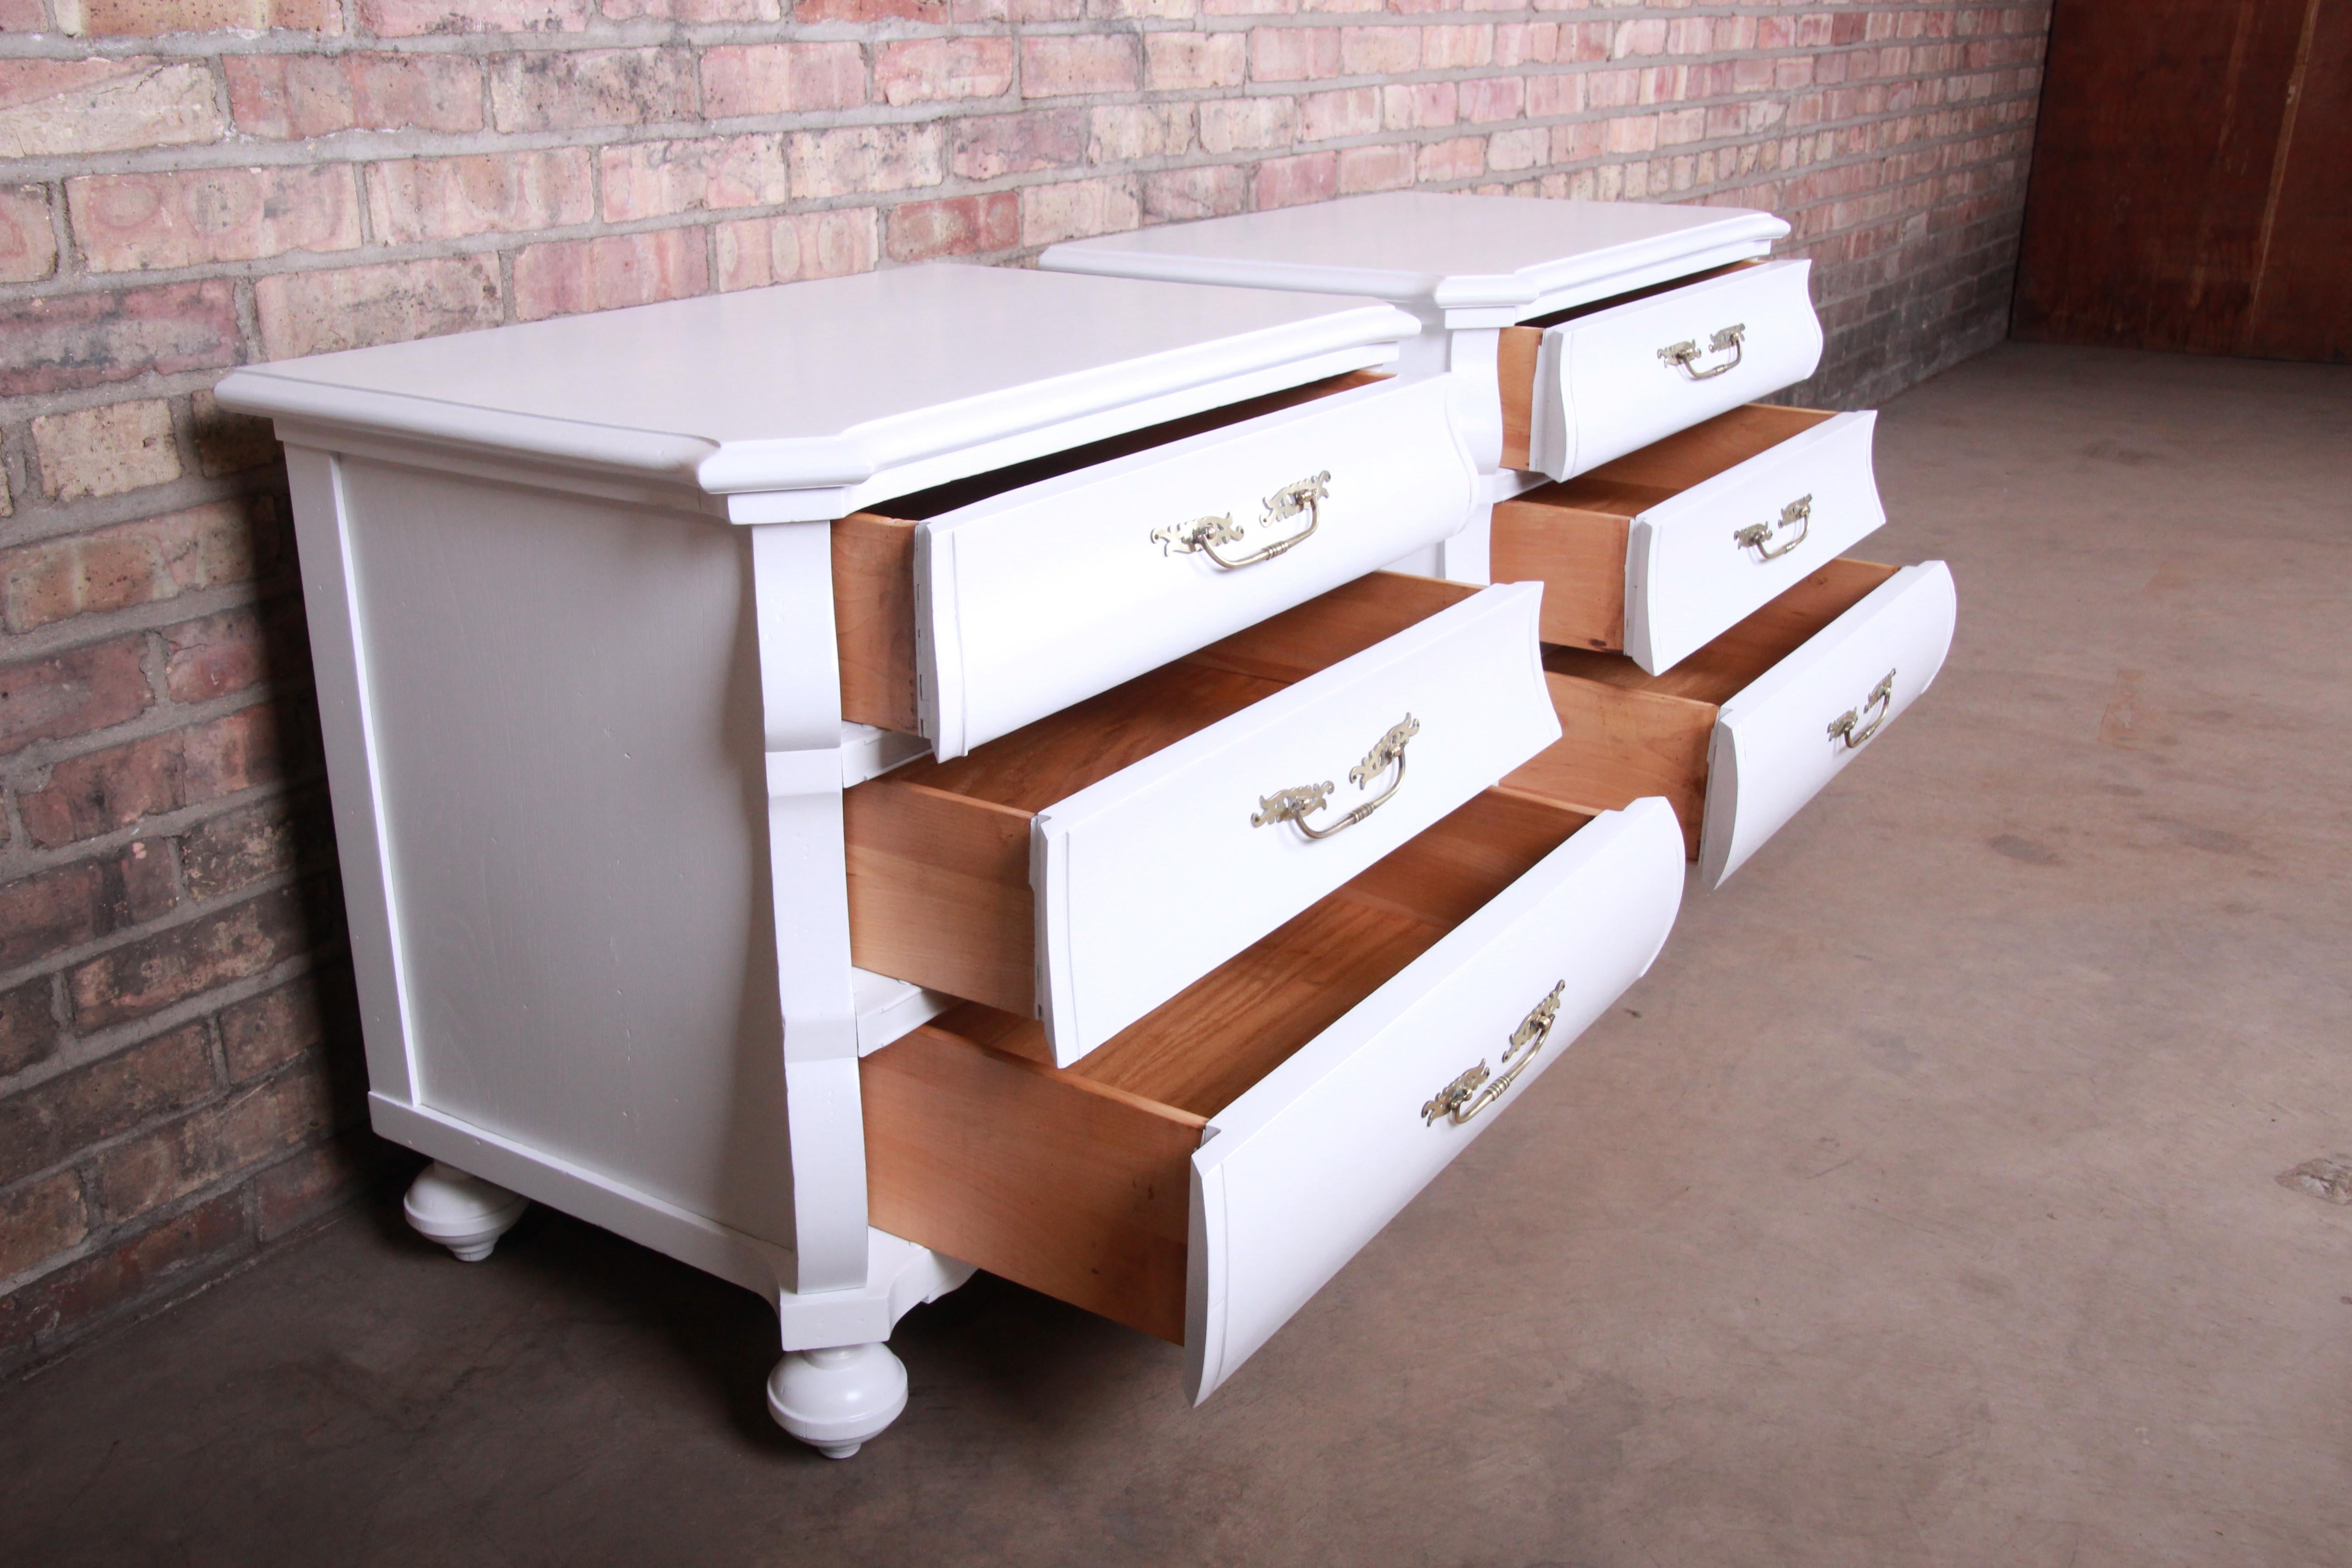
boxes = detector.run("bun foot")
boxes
[767,1343,908,1458]
[402,1161,529,1263]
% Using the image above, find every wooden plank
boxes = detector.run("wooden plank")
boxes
[862,1024,1201,1343]
[1498,324,1541,470]
[832,512,919,735]
[1507,676,1715,858]
[1490,497,1628,652]
[843,779,1035,1015]
[2241,1,2352,362]
[1576,402,1834,494]
[1181,570,1478,684]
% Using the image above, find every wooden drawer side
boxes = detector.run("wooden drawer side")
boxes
[1489,498,1627,652]
[1508,678,1713,858]
[844,779,1034,1015]
[834,512,920,735]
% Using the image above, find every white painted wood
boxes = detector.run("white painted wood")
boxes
[768,1343,907,1457]
[402,1161,529,1262]
[1700,562,1959,887]
[773,1227,975,1352]
[214,265,1420,515]
[852,969,956,1058]
[839,724,931,788]
[1626,411,1887,675]
[1529,260,1826,481]
[1034,583,1560,1065]
[1040,193,1788,328]
[1184,796,1687,1403]
[917,374,1477,759]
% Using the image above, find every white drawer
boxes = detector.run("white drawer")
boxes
[862,790,1686,1398]
[907,373,1477,760]
[1519,260,1824,481]
[847,576,1560,1065]
[1507,558,1956,886]
[1492,403,1886,675]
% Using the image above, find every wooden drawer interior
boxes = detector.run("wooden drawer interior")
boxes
[1504,557,1897,855]
[845,571,1477,1015]
[832,368,1389,736]
[1490,402,1841,652]
[860,786,1592,1343]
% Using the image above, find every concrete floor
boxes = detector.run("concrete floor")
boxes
[6,343,2351,1568]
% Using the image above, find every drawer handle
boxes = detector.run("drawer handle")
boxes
[1827,670,1897,750]
[1657,323,1747,381]
[1152,471,1330,570]
[1251,713,1418,840]
[1732,495,1813,562]
[1421,981,1568,1127]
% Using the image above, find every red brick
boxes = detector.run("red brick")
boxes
[93,1061,336,1227]
[1141,164,1247,223]
[0,58,222,157]
[32,400,181,501]
[224,51,483,139]
[0,1171,87,1282]
[1298,86,1377,142]
[601,136,789,223]
[255,256,501,360]
[796,0,942,18]
[1494,22,1558,66]
[0,0,50,23]
[162,603,296,705]
[1086,104,1195,162]
[0,1190,247,1365]
[69,882,323,1032]
[190,393,281,478]
[1384,80,1456,130]
[952,110,1083,181]
[0,638,152,760]
[219,969,348,1083]
[885,192,1019,262]
[1339,25,1417,73]
[713,208,879,289]
[63,0,341,34]
[19,704,292,851]
[513,229,710,324]
[1144,32,1246,90]
[1417,135,1489,182]
[600,0,779,15]
[1487,126,1549,171]
[0,1023,215,1187]
[69,164,360,274]
[252,1134,377,1243]
[1422,23,1492,68]
[876,37,1013,106]
[1021,35,1139,97]
[1200,96,1295,154]
[788,123,947,197]
[367,150,591,244]
[0,184,55,283]
[1248,26,1339,82]
[1527,71,1582,118]
[1254,149,1336,209]
[0,499,272,637]
[179,790,328,902]
[489,48,695,134]
[0,282,238,398]
[699,42,866,118]
[1459,76,1525,124]
[1337,141,1415,192]
[358,0,588,31]
[181,703,299,805]
[0,976,59,1078]
[1019,176,1139,245]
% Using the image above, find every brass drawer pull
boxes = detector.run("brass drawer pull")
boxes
[1153,471,1330,570]
[1827,670,1896,750]
[1657,323,1747,381]
[1421,981,1568,1127]
[1732,494,1813,562]
[1252,713,1418,841]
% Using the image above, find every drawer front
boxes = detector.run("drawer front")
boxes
[1627,410,1886,675]
[1699,561,1957,887]
[1184,795,1685,1402]
[1035,583,1560,1067]
[917,375,1477,760]
[1529,260,1823,481]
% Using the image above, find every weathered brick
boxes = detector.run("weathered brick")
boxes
[162,602,298,705]
[190,392,281,478]
[1417,134,1489,181]
[1298,86,1377,142]
[68,165,361,274]
[367,150,591,243]
[253,1132,377,1242]
[93,1061,335,1227]
[1494,22,1558,66]
[1337,141,1415,193]
[1486,124,1548,170]
[224,52,483,139]
[1021,34,1139,98]
[875,37,1012,106]
[19,705,293,849]
[0,1189,246,1363]
[219,967,349,1083]
[601,136,789,223]
[0,638,151,760]
[1019,176,1138,245]
[1339,25,1418,73]
[797,0,942,18]
[714,208,879,289]
[179,790,328,902]
[0,59,222,157]
[1384,80,1455,130]
[1144,31,1246,90]
[1140,163,1246,222]
[60,0,341,35]
[1254,149,1336,208]
[1248,26,1339,82]
[1423,23,1493,69]
[699,42,866,117]
[1526,71,1583,118]
[600,0,780,16]
[69,882,323,1032]
[33,400,180,501]
[0,976,59,1078]
[0,1024,214,1187]
[0,282,238,398]
[789,123,946,197]
[255,256,501,360]
[952,110,1084,181]
[513,229,710,323]
[0,499,270,637]
[489,49,695,134]
[884,192,1018,262]
[357,0,588,31]
[1087,103,1194,162]
[1200,96,1296,154]
[0,184,55,284]
[0,1171,88,1283]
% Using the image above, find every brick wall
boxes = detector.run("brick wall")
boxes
[0,0,2048,1374]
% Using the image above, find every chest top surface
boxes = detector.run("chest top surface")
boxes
[1039,194,1792,326]
[215,263,1418,514]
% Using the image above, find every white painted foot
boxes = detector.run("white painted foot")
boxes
[402,1161,529,1263]
[766,1343,908,1459]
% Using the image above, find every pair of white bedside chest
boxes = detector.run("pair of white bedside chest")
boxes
[216,193,1956,1458]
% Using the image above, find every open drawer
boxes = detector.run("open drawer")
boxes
[1506,558,1957,887]
[862,789,1685,1402]
[845,574,1560,1065]
[1491,403,1886,675]
[831,369,1478,760]
[1497,259,1824,482]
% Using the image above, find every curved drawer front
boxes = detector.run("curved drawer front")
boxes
[1184,795,1686,1403]
[1627,410,1886,675]
[1530,260,1823,481]
[918,375,1477,760]
[1035,583,1560,1066]
[1700,561,1957,887]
